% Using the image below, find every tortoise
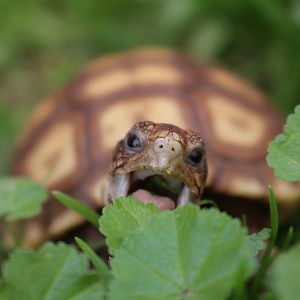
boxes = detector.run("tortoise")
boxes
[102,120,207,211]
[11,47,300,248]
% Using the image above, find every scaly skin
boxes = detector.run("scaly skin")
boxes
[102,121,208,206]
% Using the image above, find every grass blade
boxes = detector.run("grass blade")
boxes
[53,191,100,227]
[75,237,110,282]
[268,186,278,244]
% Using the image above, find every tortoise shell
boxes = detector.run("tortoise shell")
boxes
[12,48,300,247]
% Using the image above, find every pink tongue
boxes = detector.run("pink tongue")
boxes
[132,189,175,210]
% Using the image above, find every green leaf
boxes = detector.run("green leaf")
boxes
[0,177,47,221]
[0,242,105,300]
[268,242,300,300]
[75,237,111,282]
[99,196,160,253]
[53,191,100,227]
[267,105,300,182]
[248,228,271,257]
[108,204,255,300]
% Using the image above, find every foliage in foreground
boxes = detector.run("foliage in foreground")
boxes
[104,202,254,300]
[0,198,258,300]
[0,194,299,300]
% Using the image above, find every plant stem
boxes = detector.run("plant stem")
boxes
[249,186,278,299]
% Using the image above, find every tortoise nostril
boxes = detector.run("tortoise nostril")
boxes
[159,144,163,149]
[171,147,175,152]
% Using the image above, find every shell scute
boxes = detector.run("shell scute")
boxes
[14,110,87,191]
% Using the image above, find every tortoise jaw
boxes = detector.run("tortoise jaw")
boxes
[104,170,196,210]
[105,173,130,200]
[177,185,195,206]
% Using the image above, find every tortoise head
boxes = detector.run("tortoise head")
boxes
[102,121,207,210]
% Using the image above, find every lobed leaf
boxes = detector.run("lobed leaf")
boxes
[99,196,160,253]
[0,242,105,300]
[0,177,47,221]
[108,204,255,300]
[267,105,300,182]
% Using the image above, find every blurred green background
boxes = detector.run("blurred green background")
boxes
[0,0,300,175]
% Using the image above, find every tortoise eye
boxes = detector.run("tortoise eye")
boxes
[126,133,142,151]
[188,148,204,167]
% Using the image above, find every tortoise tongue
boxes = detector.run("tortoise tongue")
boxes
[132,189,175,210]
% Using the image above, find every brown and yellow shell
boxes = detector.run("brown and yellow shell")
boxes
[12,47,300,247]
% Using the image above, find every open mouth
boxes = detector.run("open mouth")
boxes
[110,170,196,210]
